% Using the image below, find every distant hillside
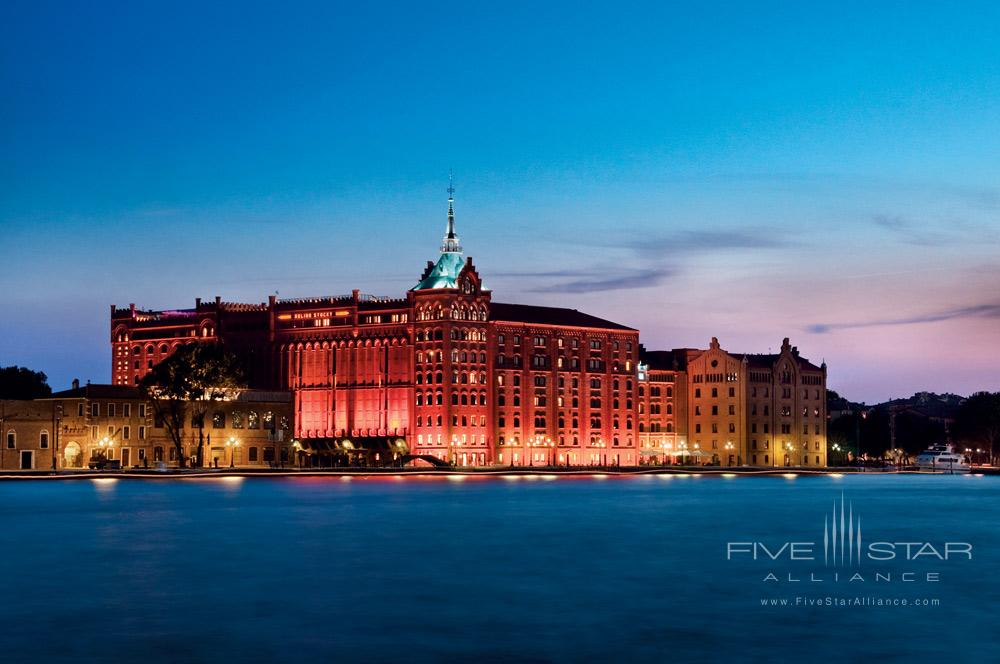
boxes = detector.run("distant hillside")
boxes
[827,390,967,457]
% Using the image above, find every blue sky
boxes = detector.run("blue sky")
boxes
[2,1,999,402]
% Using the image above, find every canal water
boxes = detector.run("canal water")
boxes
[0,474,996,662]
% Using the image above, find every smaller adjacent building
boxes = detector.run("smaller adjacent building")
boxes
[0,384,294,470]
[1,400,59,470]
[639,337,827,467]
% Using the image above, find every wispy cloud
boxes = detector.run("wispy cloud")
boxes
[526,266,678,294]
[491,226,790,294]
[808,303,1000,334]
[870,213,954,246]
[631,229,794,257]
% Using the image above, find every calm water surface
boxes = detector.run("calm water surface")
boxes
[0,474,997,663]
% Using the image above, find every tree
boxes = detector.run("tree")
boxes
[951,392,1000,465]
[139,343,246,468]
[0,366,52,400]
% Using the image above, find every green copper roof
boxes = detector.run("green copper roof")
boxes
[412,252,467,290]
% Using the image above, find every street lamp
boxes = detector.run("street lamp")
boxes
[226,436,240,468]
[97,436,114,468]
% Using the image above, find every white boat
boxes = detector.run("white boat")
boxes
[915,444,969,473]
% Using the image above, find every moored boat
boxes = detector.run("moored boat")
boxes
[915,444,969,473]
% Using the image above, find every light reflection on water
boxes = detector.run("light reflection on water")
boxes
[0,474,997,662]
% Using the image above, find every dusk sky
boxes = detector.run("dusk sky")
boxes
[2,1,998,403]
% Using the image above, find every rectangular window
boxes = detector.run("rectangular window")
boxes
[123,403,131,417]
[139,426,146,440]
[108,403,116,417]
[123,426,130,440]
[139,404,146,418]
[249,446,259,462]
[91,403,99,417]
[78,403,84,417]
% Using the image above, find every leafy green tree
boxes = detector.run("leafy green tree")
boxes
[0,366,52,399]
[951,392,1000,465]
[139,343,246,468]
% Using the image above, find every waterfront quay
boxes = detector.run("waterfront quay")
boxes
[0,465,877,480]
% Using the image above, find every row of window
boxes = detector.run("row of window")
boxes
[82,402,147,418]
[497,335,634,353]
[5,430,50,449]
[416,371,488,385]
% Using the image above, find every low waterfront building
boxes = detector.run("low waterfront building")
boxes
[1,400,59,470]
[0,384,294,470]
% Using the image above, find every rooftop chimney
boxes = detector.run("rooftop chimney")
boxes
[72,378,80,390]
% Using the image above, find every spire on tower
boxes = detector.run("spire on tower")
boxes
[441,170,462,253]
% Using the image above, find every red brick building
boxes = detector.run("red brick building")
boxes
[112,193,640,466]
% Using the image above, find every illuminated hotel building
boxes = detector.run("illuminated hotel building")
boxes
[111,192,640,466]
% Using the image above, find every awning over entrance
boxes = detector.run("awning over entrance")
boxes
[295,437,409,455]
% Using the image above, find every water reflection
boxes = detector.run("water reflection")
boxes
[0,474,995,662]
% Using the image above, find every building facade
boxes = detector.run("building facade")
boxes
[638,338,827,467]
[1,400,58,470]
[108,193,826,468]
[0,384,294,471]
[111,193,641,467]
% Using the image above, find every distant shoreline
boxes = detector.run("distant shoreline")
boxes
[0,466,992,480]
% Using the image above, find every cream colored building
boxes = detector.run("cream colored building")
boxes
[15,383,297,470]
[685,337,827,467]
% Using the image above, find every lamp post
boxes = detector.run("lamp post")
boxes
[98,436,114,468]
[226,436,239,468]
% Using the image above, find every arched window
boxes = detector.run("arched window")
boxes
[39,430,49,449]
[5,430,15,449]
